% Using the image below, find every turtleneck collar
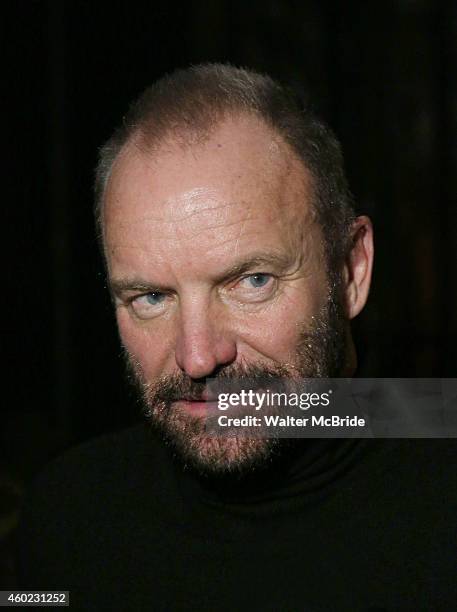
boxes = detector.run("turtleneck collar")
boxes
[171,438,368,517]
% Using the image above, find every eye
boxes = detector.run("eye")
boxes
[130,292,167,319]
[231,273,276,303]
[245,273,271,288]
[144,292,166,305]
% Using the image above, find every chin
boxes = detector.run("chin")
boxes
[148,412,282,478]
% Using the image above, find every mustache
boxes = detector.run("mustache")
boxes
[134,360,293,404]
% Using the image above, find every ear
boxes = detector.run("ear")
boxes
[342,215,374,319]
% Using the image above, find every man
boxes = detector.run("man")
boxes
[19,64,456,611]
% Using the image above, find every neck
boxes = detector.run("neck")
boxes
[173,437,364,512]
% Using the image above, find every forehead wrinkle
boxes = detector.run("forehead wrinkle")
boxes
[112,209,247,230]
[107,214,262,260]
[164,199,247,226]
[108,211,269,268]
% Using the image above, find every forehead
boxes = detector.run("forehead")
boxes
[103,114,319,270]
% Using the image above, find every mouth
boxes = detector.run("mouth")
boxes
[173,397,220,417]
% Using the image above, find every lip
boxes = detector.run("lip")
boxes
[174,399,220,417]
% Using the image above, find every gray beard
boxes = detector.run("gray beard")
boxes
[124,290,347,479]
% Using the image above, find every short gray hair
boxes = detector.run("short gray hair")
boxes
[94,63,355,278]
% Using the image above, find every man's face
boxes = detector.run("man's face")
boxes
[103,114,347,476]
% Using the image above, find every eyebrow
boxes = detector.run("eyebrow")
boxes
[109,279,169,296]
[214,253,295,282]
[109,252,295,296]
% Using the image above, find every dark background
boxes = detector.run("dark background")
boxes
[2,0,456,586]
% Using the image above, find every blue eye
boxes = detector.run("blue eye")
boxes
[145,292,165,305]
[232,273,275,303]
[247,273,271,288]
[130,291,168,320]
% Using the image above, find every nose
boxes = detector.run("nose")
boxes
[174,295,237,379]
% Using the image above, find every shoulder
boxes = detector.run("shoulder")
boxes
[18,423,169,546]
[17,423,174,588]
[28,423,155,498]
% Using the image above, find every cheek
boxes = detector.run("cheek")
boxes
[116,309,175,377]
[235,282,327,363]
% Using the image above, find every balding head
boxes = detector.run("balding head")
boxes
[104,112,324,292]
[95,63,356,282]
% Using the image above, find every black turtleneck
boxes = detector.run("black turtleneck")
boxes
[18,423,457,611]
